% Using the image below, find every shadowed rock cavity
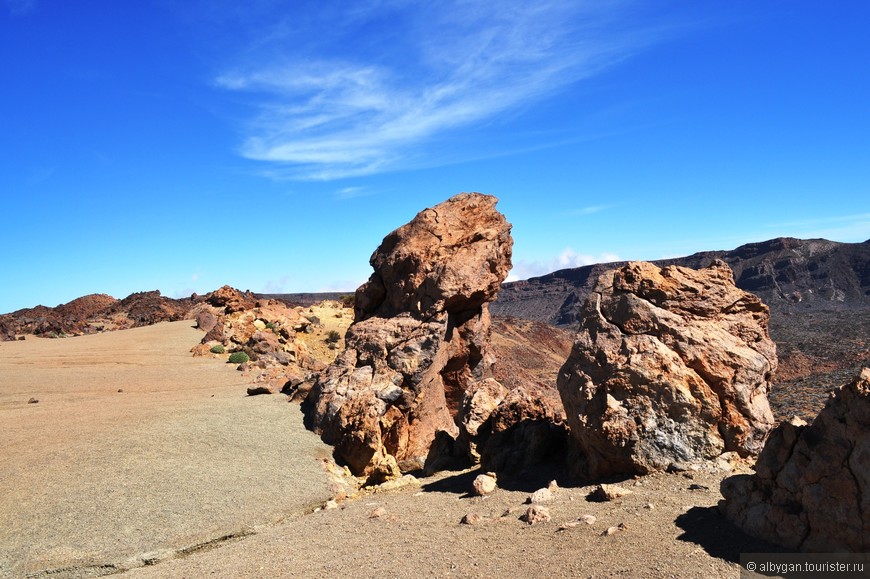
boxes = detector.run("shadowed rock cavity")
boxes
[302,193,513,483]
[720,368,870,552]
[557,260,778,479]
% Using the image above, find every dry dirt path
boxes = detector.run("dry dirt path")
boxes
[0,321,333,578]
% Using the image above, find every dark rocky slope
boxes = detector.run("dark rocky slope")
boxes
[492,237,870,421]
[492,237,870,326]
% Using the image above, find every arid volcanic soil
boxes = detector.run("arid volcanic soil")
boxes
[0,322,334,578]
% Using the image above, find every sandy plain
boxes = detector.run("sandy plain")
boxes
[0,321,776,578]
[0,322,332,578]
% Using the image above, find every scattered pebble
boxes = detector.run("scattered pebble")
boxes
[557,514,596,532]
[369,507,387,519]
[688,484,709,491]
[460,513,484,525]
[472,474,497,496]
[27,398,39,404]
[527,487,554,504]
[602,523,628,537]
[324,500,339,510]
[589,484,633,502]
[644,503,655,510]
[520,504,551,525]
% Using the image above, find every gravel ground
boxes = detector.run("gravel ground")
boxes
[0,322,333,578]
[125,466,777,579]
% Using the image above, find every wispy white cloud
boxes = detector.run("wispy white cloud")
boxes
[507,247,621,281]
[216,1,659,180]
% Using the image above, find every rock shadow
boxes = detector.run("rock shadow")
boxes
[419,460,575,496]
[420,469,481,498]
[675,506,789,563]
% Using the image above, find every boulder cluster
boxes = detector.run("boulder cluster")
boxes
[301,193,779,483]
[292,191,866,552]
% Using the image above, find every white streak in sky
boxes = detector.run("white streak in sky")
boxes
[216,1,656,180]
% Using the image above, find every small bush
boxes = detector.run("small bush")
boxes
[209,344,226,354]
[326,330,341,344]
[265,321,278,332]
[228,351,250,364]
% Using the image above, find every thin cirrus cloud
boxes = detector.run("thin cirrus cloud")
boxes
[216,1,658,181]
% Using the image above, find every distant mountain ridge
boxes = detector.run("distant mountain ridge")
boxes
[491,237,870,327]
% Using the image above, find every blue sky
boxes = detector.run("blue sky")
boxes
[2,1,868,314]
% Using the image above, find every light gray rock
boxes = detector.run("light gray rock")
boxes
[557,260,777,478]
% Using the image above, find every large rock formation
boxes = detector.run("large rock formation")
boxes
[720,368,870,552]
[303,193,513,482]
[557,260,777,478]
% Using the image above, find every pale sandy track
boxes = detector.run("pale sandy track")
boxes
[0,322,333,578]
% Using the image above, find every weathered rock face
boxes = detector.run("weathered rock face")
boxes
[303,193,513,482]
[557,260,777,478]
[479,384,569,473]
[720,368,870,552]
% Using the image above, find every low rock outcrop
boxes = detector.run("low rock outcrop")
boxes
[720,368,870,552]
[557,260,777,478]
[0,291,193,338]
[191,289,344,393]
[303,193,513,482]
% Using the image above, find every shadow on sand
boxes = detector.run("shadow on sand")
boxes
[419,462,634,496]
[675,506,788,563]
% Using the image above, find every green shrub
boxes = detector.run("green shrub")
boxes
[265,321,278,332]
[228,351,250,364]
[209,344,226,354]
[326,330,341,344]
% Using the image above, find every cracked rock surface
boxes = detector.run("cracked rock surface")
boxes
[557,260,777,478]
[302,193,513,482]
[720,368,870,552]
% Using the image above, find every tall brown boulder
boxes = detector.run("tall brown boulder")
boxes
[557,260,777,478]
[720,368,870,552]
[303,193,513,482]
